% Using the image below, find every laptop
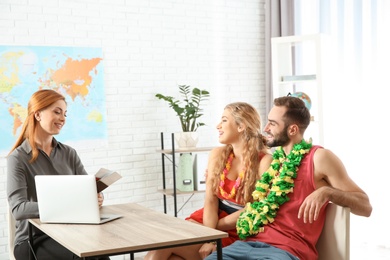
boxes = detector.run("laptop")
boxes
[35,175,121,224]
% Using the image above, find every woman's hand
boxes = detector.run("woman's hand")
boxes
[98,192,104,207]
[199,242,216,259]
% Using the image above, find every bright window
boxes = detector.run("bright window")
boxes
[294,0,390,252]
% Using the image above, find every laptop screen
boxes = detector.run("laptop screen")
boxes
[35,175,101,224]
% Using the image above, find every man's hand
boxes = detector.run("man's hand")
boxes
[298,186,329,223]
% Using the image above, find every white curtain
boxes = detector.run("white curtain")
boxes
[265,0,295,112]
[295,0,390,252]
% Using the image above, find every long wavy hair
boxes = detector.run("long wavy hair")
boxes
[8,89,66,163]
[211,102,269,204]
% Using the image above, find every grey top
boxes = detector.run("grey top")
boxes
[7,138,87,246]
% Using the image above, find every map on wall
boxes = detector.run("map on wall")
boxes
[0,46,107,156]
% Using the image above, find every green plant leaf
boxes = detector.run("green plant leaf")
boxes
[155,85,210,131]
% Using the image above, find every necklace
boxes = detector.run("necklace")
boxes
[236,139,312,239]
[219,153,245,200]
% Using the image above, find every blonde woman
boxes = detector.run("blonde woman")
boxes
[145,102,272,260]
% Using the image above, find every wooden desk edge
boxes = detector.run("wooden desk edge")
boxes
[28,203,228,259]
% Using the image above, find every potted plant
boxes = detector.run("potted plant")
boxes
[156,84,210,148]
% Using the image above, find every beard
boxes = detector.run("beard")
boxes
[266,126,290,148]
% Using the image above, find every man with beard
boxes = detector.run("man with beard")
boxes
[205,96,372,260]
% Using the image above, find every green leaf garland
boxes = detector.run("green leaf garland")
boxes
[236,139,312,239]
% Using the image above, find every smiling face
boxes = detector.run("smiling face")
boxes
[216,108,241,145]
[263,105,290,148]
[35,100,67,136]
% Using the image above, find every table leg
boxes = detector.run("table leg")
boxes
[217,239,222,260]
[130,252,134,260]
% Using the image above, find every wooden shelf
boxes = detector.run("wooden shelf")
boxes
[158,132,211,217]
[158,189,205,196]
[156,146,215,155]
[280,74,316,82]
[271,34,324,145]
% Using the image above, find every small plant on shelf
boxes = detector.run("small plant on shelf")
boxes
[155,85,210,132]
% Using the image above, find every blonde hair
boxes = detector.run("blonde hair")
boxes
[8,89,66,162]
[211,102,268,204]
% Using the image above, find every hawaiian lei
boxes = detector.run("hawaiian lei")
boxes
[236,139,312,240]
[219,152,245,200]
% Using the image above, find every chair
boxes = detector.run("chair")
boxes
[316,203,350,260]
[7,201,16,260]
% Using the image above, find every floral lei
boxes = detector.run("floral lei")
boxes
[236,139,312,240]
[219,152,245,200]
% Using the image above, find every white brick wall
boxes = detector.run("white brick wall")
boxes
[0,0,266,258]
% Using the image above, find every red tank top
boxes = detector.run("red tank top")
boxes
[247,146,326,260]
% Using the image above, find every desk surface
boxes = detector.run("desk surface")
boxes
[29,203,228,258]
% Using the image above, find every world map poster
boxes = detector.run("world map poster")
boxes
[0,46,107,156]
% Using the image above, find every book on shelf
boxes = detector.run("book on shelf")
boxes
[95,168,122,193]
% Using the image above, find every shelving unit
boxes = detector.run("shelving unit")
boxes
[271,34,325,145]
[156,132,214,217]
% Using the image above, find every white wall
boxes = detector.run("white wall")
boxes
[0,0,266,258]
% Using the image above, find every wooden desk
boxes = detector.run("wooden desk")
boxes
[28,203,228,259]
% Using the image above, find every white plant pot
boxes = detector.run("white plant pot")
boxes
[175,132,199,149]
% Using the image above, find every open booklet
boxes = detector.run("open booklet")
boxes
[95,168,122,193]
